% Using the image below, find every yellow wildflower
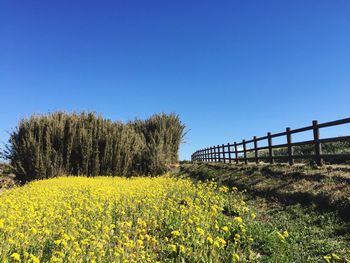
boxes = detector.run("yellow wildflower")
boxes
[234,217,243,224]
[29,254,40,263]
[169,244,177,252]
[221,226,229,232]
[11,253,21,262]
[171,230,180,237]
[196,227,204,236]
[179,245,185,253]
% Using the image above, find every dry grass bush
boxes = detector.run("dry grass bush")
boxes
[4,112,185,182]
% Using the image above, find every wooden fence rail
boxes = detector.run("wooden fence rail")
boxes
[191,118,350,166]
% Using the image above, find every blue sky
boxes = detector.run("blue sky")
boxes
[0,0,349,160]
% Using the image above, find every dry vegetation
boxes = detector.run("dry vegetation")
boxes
[178,162,350,220]
[4,112,185,182]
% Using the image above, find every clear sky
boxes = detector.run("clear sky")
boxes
[0,0,349,160]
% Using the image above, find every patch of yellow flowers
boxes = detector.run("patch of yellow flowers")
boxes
[0,176,257,262]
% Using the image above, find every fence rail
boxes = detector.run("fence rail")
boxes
[191,118,350,166]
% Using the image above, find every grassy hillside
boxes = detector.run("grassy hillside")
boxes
[179,163,350,220]
[176,163,350,262]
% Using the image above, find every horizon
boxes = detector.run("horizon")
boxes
[1,0,349,160]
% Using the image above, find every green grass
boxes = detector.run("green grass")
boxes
[175,163,350,262]
[247,196,350,262]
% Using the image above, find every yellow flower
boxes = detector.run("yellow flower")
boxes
[169,244,177,252]
[221,226,229,232]
[277,232,285,240]
[214,237,226,248]
[277,230,289,241]
[234,253,240,262]
[136,239,143,246]
[196,227,204,236]
[16,232,25,239]
[54,239,62,245]
[234,217,243,224]
[207,236,213,244]
[219,186,228,193]
[171,230,180,237]
[11,253,21,262]
[179,245,185,253]
[29,254,40,263]
[323,255,331,263]
[251,213,256,220]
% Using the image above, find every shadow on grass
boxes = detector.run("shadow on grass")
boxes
[176,162,350,221]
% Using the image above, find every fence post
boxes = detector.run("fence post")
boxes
[234,142,238,164]
[243,139,247,164]
[222,144,226,163]
[313,120,323,166]
[254,136,258,164]
[227,143,232,163]
[209,147,212,162]
[213,146,217,162]
[267,132,274,164]
[217,145,221,162]
[286,128,294,165]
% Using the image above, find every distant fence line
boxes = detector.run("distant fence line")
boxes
[191,118,350,166]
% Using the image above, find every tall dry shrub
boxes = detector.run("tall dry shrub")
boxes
[132,113,185,174]
[5,112,185,182]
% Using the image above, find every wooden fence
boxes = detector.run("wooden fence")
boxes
[191,118,350,166]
